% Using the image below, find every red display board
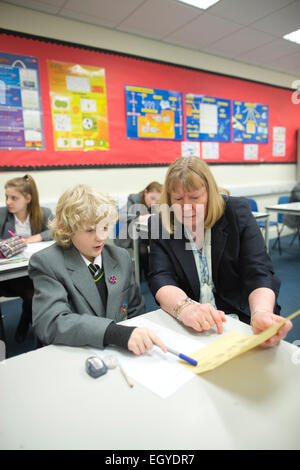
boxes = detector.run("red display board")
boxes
[0,30,298,169]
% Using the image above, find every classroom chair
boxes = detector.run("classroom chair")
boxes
[248,198,278,236]
[271,196,290,255]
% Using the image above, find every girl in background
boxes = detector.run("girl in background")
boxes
[116,181,162,280]
[0,174,54,342]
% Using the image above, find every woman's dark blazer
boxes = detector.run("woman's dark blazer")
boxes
[0,206,53,241]
[148,196,280,321]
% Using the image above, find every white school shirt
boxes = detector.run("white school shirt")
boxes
[14,214,32,238]
[80,253,103,269]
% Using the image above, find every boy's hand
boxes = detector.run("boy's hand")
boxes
[128,327,167,355]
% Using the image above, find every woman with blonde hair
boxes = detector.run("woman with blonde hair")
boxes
[0,174,54,342]
[148,157,292,348]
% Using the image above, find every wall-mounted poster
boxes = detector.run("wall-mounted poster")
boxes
[273,126,286,157]
[185,94,231,142]
[0,52,44,150]
[181,141,200,158]
[232,100,268,143]
[48,61,109,151]
[125,85,183,140]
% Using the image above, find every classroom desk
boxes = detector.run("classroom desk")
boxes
[132,211,270,285]
[0,308,299,450]
[265,201,300,217]
[251,211,270,251]
[0,241,54,282]
[0,242,55,341]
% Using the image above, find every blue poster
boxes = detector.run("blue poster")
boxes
[185,94,231,142]
[232,100,268,143]
[0,52,44,149]
[125,85,183,140]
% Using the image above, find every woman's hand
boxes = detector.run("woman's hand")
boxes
[128,327,167,355]
[251,311,292,348]
[180,303,226,334]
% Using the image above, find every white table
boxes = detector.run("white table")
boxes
[0,241,54,282]
[266,201,300,216]
[251,211,270,251]
[0,308,299,450]
[0,242,55,341]
[265,202,300,251]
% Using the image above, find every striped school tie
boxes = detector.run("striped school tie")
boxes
[88,263,108,309]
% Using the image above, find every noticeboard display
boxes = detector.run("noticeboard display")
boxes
[0,31,298,168]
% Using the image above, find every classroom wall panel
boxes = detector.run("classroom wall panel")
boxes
[0,30,299,169]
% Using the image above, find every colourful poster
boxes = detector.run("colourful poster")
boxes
[125,85,183,140]
[185,94,230,142]
[0,52,44,149]
[48,61,109,151]
[232,101,268,143]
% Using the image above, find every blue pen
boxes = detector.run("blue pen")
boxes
[167,347,198,366]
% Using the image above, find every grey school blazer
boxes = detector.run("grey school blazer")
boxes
[28,242,145,348]
[0,206,53,241]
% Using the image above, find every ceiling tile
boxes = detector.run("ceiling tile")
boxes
[251,1,300,36]
[208,0,296,26]
[60,0,145,27]
[164,12,242,49]
[239,38,300,63]
[2,0,300,77]
[268,50,300,68]
[116,0,201,40]
[3,0,66,14]
[203,27,274,56]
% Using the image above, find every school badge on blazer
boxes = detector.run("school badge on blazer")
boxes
[121,301,128,316]
[109,275,117,284]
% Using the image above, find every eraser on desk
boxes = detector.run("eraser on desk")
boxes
[85,356,108,379]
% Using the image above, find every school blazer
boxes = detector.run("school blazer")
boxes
[28,243,145,348]
[0,206,53,241]
[148,196,281,320]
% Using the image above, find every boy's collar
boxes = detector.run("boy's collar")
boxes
[80,252,102,268]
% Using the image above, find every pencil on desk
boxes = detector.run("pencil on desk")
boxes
[119,364,134,388]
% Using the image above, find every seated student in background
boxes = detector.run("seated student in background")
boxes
[29,184,166,355]
[148,157,292,348]
[116,181,162,279]
[0,174,53,242]
[0,174,54,342]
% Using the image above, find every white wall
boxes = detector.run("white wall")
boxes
[0,3,297,215]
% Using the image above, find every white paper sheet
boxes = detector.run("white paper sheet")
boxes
[91,317,203,399]
[23,241,55,258]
